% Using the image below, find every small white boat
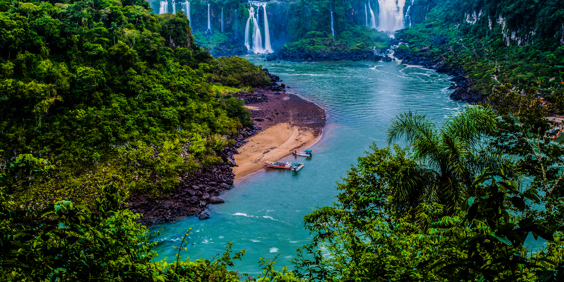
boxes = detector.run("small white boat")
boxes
[292,163,305,172]
[293,149,312,157]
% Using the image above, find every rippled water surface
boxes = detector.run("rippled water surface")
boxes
[152,56,463,273]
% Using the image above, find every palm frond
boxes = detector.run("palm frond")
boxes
[443,105,498,145]
[440,135,471,180]
[387,111,439,162]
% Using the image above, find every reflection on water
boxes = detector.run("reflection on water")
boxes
[152,56,479,274]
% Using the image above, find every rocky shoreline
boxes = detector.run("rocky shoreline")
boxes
[128,125,259,225]
[128,68,322,225]
[393,48,485,104]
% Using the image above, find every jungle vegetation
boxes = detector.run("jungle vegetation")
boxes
[2,0,564,281]
[146,0,392,55]
[397,0,564,113]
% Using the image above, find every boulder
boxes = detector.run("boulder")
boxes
[198,211,210,220]
[209,197,225,204]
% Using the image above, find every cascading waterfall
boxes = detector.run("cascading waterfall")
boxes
[378,0,406,33]
[221,7,224,33]
[368,1,377,29]
[262,3,272,52]
[172,1,176,14]
[183,1,191,27]
[330,3,335,37]
[251,7,264,53]
[256,5,260,28]
[365,4,368,27]
[159,1,168,14]
[244,3,272,54]
[405,5,411,27]
[206,3,212,34]
[244,7,254,51]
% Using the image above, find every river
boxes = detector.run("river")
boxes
[152,55,462,274]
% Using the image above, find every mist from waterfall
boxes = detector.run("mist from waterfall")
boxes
[183,2,190,27]
[330,4,335,37]
[378,0,406,33]
[221,7,224,33]
[368,1,377,29]
[159,1,168,14]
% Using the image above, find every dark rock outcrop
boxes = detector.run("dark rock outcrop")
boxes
[128,125,260,225]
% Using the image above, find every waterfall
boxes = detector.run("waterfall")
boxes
[405,5,411,28]
[368,1,376,29]
[221,7,224,33]
[378,0,406,33]
[205,3,212,34]
[234,9,238,39]
[365,4,368,27]
[330,4,335,37]
[244,7,254,51]
[252,7,264,53]
[159,1,168,14]
[262,3,272,52]
[244,3,272,54]
[172,2,176,14]
[256,5,260,28]
[183,2,191,27]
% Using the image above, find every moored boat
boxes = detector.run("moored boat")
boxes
[292,163,305,172]
[265,161,293,169]
[293,149,312,157]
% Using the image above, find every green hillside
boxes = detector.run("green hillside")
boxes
[398,0,564,111]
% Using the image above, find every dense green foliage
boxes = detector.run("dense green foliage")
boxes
[0,0,270,206]
[295,106,564,281]
[281,26,390,56]
[0,182,300,281]
[397,0,564,112]
[3,0,564,280]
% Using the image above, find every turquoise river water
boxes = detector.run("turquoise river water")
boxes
[152,55,478,273]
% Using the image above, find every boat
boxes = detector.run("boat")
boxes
[293,149,312,157]
[265,161,293,169]
[292,163,305,172]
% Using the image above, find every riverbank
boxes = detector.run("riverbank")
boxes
[393,48,485,104]
[128,69,325,224]
[234,90,326,179]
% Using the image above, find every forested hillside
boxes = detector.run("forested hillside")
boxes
[397,0,564,110]
[0,0,271,206]
[0,0,295,279]
[148,0,391,56]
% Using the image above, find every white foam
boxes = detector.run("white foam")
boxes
[233,213,249,217]
[269,247,279,253]
[219,236,224,239]
[263,216,274,220]
[251,239,261,242]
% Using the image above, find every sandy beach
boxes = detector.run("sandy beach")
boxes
[233,91,326,179]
